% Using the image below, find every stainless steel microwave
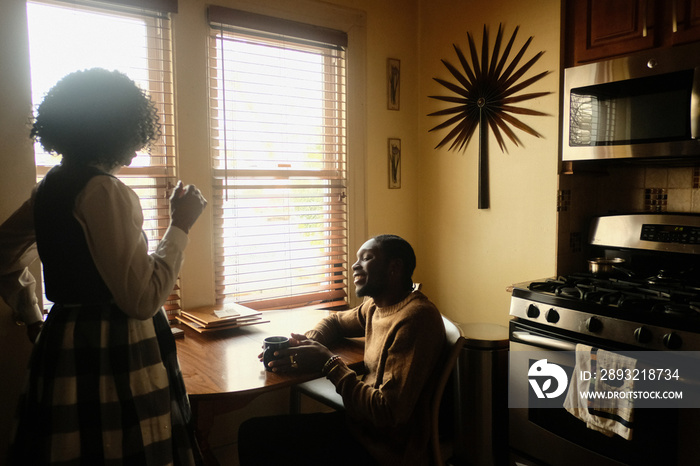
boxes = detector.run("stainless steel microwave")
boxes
[562,41,700,162]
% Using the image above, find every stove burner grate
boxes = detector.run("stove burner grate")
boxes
[526,274,700,328]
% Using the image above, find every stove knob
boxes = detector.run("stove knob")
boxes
[586,317,602,333]
[634,326,652,344]
[663,332,682,350]
[527,304,540,318]
[545,309,560,323]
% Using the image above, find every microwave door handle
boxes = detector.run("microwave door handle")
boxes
[511,330,578,351]
[692,67,700,139]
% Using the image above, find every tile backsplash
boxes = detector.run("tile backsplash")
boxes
[556,164,700,275]
[645,188,668,212]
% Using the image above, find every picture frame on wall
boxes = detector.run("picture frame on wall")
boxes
[388,138,401,189]
[387,58,400,110]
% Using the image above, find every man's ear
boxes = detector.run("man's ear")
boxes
[388,258,404,279]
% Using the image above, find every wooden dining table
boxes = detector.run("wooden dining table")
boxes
[174,307,365,465]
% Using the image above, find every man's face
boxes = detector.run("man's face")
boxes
[352,238,390,298]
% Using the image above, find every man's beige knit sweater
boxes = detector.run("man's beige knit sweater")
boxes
[306,290,446,466]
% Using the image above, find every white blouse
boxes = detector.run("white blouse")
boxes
[0,174,188,325]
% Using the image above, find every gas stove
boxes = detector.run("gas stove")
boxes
[510,213,700,351]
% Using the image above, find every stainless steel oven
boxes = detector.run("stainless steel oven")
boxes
[508,213,700,466]
[509,321,682,466]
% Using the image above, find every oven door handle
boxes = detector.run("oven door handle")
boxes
[511,330,578,351]
[692,66,700,139]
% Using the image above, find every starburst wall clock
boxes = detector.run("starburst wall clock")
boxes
[428,24,551,209]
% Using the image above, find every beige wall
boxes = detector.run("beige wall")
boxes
[0,0,563,456]
[320,0,563,328]
[417,0,561,325]
[0,0,40,458]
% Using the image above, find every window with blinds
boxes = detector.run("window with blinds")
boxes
[26,0,180,316]
[208,7,348,311]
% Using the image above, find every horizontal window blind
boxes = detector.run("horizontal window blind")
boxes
[28,0,180,316]
[208,7,348,310]
[50,0,177,14]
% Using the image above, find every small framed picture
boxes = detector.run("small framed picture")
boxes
[388,138,401,189]
[387,58,400,110]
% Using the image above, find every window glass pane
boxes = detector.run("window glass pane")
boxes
[209,24,347,310]
[28,2,151,167]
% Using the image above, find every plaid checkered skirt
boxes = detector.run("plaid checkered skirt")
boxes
[8,303,202,466]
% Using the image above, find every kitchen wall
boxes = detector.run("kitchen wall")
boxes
[0,0,41,459]
[417,0,562,325]
[0,0,563,458]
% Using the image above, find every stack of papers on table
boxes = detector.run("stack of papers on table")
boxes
[177,303,269,333]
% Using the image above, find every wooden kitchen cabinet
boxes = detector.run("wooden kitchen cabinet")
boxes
[672,0,700,45]
[565,0,700,66]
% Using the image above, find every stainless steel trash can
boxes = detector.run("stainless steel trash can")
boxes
[452,323,509,466]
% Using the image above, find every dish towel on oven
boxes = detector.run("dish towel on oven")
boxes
[564,343,636,440]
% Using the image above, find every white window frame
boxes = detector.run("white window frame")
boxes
[207,6,353,310]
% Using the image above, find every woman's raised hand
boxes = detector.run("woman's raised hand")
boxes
[170,180,207,234]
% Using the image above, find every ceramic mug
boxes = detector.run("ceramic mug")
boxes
[262,336,289,371]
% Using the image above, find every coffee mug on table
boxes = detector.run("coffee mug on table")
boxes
[262,336,289,371]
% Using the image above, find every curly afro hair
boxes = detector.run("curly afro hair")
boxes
[30,68,161,166]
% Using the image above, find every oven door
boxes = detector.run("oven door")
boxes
[509,320,678,466]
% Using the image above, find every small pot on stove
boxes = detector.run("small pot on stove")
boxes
[588,257,626,275]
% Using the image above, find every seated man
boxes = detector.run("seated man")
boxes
[238,234,446,466]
